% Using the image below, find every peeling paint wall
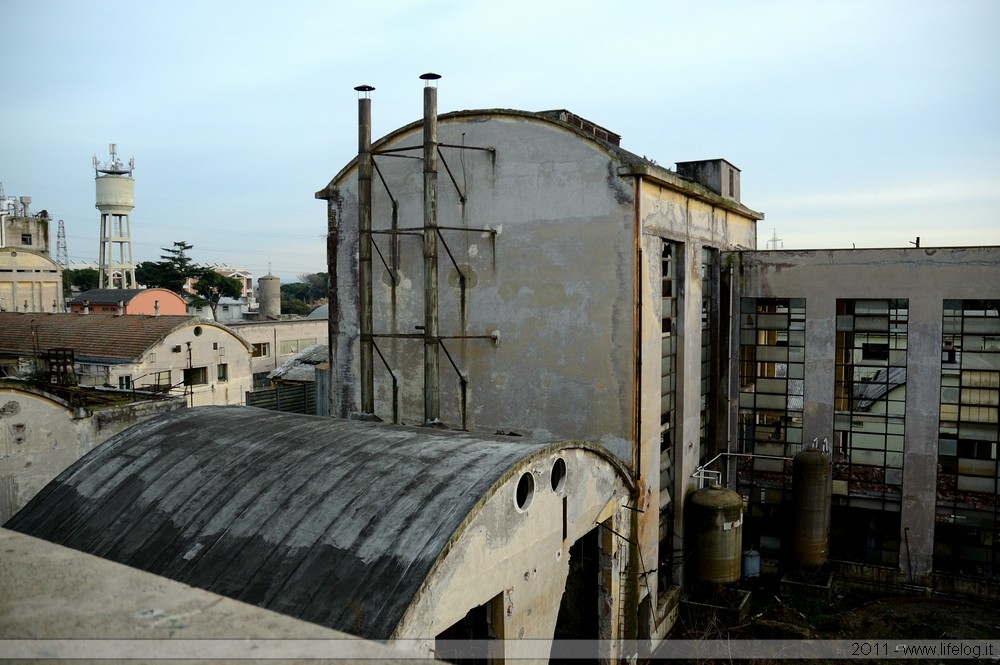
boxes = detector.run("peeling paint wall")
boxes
[393,447,629,660]
[332,113,635,458]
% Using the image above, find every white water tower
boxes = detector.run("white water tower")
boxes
[95,143,137,289]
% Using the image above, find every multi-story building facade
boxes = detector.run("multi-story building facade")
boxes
[316,92,763,642]
[732,247,1000,597]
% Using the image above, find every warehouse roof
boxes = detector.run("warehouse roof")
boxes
[0,312,221,361]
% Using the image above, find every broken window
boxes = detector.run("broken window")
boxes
[737,297,806,562]
[831,298,908,567]
[183,366,208,386]
[935,299,1000,580]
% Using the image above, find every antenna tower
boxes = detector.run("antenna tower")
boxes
[56,220,69,265]
[766,229,784,251]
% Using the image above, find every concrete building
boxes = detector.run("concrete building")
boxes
[7,82,998,659]
[67,287,187,315]
[227,318,327,388]
[0,193,63,313]
[731,246,1000,598]
[0,312,252,407]
[316,88,762,640]
[0,382,184,522]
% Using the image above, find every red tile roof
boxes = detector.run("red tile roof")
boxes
[0,313,202,362]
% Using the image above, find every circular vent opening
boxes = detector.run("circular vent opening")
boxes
[550,458,567,492]
[516,472,534,511]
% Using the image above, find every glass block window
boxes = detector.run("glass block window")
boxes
[737,297,806,562]
[831,298,908,567]
[935,299,1000,580]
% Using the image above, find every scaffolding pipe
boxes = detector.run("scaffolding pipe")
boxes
[421,73,441,425]
[357,86,375,416]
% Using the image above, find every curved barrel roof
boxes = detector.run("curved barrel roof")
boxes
[6,406,602,639]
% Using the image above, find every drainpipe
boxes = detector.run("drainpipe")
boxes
[421,72,441,425]
[357,84,375,417]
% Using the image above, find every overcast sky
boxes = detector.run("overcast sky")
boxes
[3,0,998,282]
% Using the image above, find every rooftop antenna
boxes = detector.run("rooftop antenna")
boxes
[766,228,783,250]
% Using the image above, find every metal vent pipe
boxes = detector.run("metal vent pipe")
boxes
[357,85,375,416]
[421,73,441,425]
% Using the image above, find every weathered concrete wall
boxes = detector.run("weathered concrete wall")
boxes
[0,386,185,523]
[0,248,62,314]
[734,246,1000,581]
[393,446,629,661]
[331,112,636,462]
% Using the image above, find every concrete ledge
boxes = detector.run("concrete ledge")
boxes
[0,529,420,663]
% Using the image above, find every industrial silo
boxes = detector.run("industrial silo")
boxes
[258,274,281,319]
[689,484,744,586]
[789,448,832,570]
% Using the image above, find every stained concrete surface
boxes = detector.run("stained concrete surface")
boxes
[0,528,421,664]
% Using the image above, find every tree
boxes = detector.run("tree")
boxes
[281,282,310,302]
[190,270,244,321]
[281,298,313,316]
[136,241,199,294]
[62,268,99,297]
[297,272,329,304]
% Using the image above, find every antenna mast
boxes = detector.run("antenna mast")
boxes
[56,220,69,265]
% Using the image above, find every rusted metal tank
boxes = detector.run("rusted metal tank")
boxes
[690,483,744,585]
[790,448,832,569]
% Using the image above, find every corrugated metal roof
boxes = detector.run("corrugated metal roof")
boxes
[0,312,199,361]
[5,406,563,639]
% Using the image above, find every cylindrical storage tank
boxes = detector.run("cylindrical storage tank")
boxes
[258,274,281,319]
[689,483,743,585]
[95,175,135,211]
[790,448,832,569]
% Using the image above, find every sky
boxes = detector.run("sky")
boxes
[2,0,998,282]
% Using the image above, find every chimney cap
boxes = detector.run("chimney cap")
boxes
[354,84,375,92]
[419,72,441,80]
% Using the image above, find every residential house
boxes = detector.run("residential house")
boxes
[68,288,187,315]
